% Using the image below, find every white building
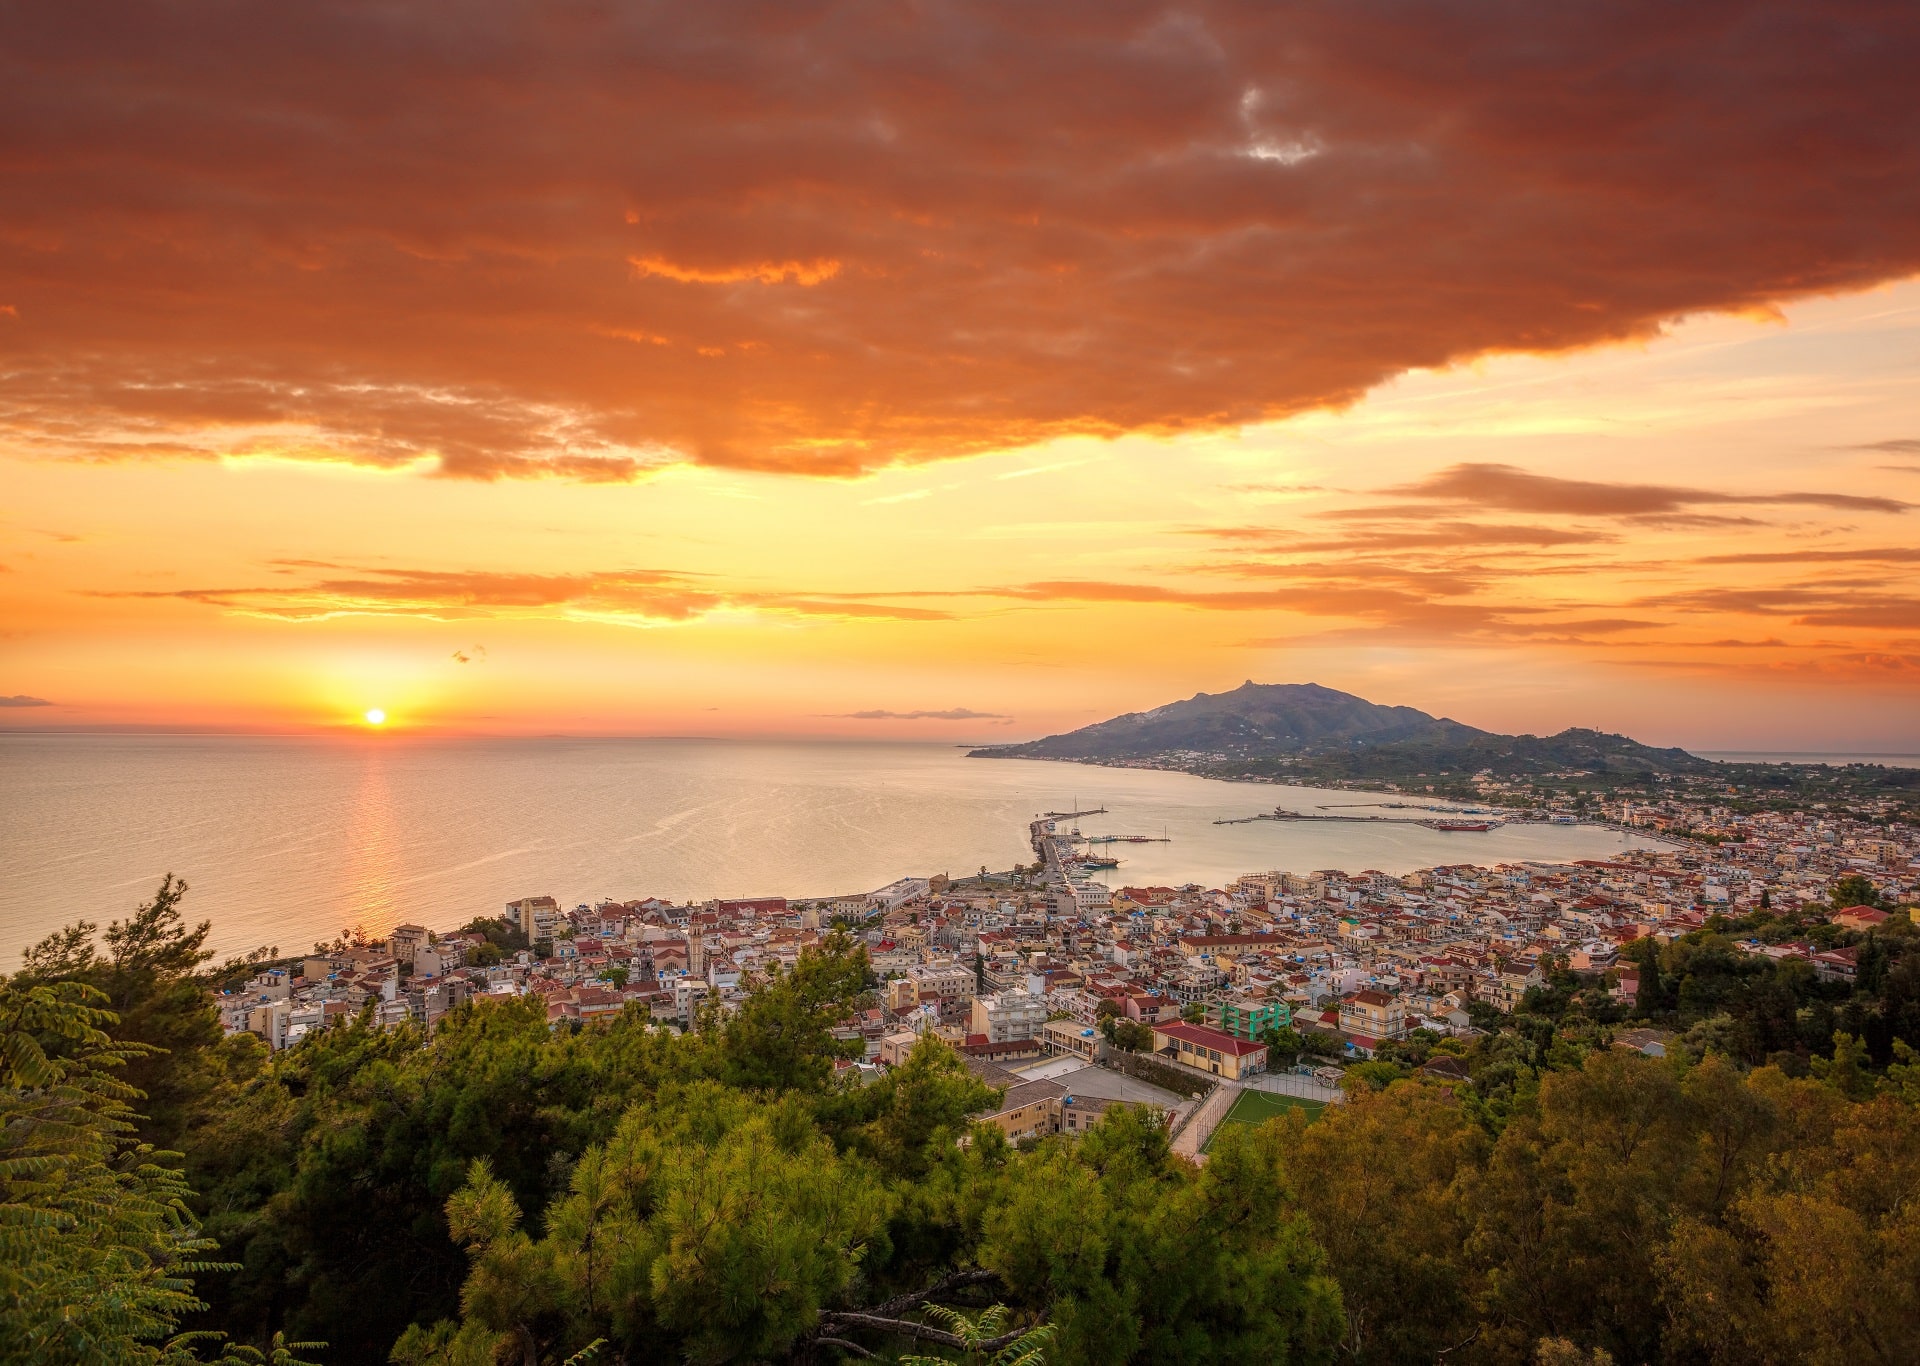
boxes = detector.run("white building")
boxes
[1055,879,1111,915]
[867,878,932,913]
[968,987,1046,1043]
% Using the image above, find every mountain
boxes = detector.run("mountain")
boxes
[969,681,1716,780]
[970,682,1484,760]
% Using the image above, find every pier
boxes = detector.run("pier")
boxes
[1213,806,1504,831]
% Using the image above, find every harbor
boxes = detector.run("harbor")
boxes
[1214,805,1504,832]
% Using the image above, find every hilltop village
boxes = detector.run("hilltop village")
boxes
[216,779,1920,1153]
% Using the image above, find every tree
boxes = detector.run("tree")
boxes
[0,976,234,1363]
[459,917,528,954]
[311,924,371,955]
[899,1304,1054,1365]
[1659,1074,1920,1364]
[15,876,223,1152]
[1263,1026,1304,1071]
[427,1092,894,1363]
[1810,1031,1876,1100]
[1622,936,1669,1017]
[977,1108,1343,1364]
[202,946,282,995]
[850,1034,999,1180]
[709,934,870,1092]
[1828,873,1886,911]
[187,993,690,1359]
[1296,1030,1340,1060]
[1279,1083,1487,1363]
[1341,1061,1406,1094]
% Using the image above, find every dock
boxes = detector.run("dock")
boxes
[1213,806,1503,831]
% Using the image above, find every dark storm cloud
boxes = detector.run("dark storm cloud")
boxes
[3,1,1919,477]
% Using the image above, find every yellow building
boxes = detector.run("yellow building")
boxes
[1150,1021,1268,1081]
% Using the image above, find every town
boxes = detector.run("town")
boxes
[217,785,1920,1157]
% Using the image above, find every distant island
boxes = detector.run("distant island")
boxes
[971,681,1920,821]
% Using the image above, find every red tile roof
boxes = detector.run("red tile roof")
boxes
[1153,1021,1265,1056]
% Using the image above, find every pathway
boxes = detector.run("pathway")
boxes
[1170,1079,1242,1163]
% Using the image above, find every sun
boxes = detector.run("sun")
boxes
[363,708,387,726]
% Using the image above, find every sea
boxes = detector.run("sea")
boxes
[1696,752,1920,768]
[4,733,1688,962]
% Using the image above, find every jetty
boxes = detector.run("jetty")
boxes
[1214,806,1503,832]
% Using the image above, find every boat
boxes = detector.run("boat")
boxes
[1431,820,1496,832]
[1077,854,1121,868]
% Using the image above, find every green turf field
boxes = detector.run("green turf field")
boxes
[1202,1088,1326,1151]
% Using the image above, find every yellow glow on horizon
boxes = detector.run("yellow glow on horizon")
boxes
[2,285,1917,751]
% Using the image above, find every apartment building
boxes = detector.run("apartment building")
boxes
[968,987,1046,1043]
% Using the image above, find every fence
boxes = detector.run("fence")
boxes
[1244,1071,1346,1105]
[1166,1079,1225,1146]
[1103,1048,1213,1099]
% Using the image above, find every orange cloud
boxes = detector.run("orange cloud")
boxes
[93,564,955,624]
[4,3,1919,477]
[1384,464,1911,518]
[629,257,842,287]
[1640,586,1920,630]
[831,708,1011,721]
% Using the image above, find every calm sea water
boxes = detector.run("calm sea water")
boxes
[1697,751,1920,768]
[2,734,1667,962]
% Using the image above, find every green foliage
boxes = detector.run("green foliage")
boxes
[457,917,527,955]
[843,1034,1000,1179]
[708,933,871,1092]
[399,1066,1347,1364]
[1615,919,1920,1074]
[1340,1061,1407,1094]
[1296,1028,1342,1059]
[201,947,283,997]
[19,876,1920,1366]
[898,1303,1054,1365]
[0,977,225,1364]
[184,1331,327,1366]
[1276,1046,1920,1366]
[1261,1025,1304,1070]
[1100,1018,1154,1054]
[210,995,690,1359]
[15,876,223,1154]
[1277,1082,1488,1362]
[1828,872,1887,910]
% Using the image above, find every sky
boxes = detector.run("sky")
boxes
[3,1,1919,750]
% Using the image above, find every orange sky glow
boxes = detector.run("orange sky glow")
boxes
[3,2,1919,750]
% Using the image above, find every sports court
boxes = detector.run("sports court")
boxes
[1201,1088,1326,1151]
